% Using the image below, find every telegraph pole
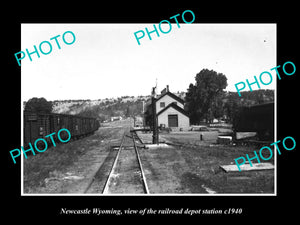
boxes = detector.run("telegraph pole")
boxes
[151,87,159,144]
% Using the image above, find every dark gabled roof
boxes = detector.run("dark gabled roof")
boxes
[155,91,185,105]
[157,102,189,117]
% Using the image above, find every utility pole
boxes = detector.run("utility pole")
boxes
[151,87,159,144]
[142,100,146,129]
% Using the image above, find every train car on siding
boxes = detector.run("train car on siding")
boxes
[233,102,274,141]
[23,111,100,148]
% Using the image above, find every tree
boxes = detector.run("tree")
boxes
[185,69,227,124]
[223,92,240,123]
[184,83,199,124]
[125,106,132,118]
[24,97,53,113]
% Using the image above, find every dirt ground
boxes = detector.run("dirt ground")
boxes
[23,119,131,194]
[137,131,274,194]
[23,120,274,194]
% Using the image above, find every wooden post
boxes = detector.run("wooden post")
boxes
[142,101,145,129]
[152,96,159,144]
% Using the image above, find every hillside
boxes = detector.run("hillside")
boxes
[51,96,151,122]
[23,89,274,123]
[50,91,187,122]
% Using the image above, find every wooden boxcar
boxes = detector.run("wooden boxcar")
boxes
[233,102,274,141]
[24,111,100,148]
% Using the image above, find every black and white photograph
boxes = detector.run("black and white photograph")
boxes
[21,23,276,195]
[4,5,298,220]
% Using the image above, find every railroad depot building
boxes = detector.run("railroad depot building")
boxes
[145,85,190,131]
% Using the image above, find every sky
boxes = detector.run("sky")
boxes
[21,23,276,101]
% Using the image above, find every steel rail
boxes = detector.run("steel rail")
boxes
[102,130,126,194]
[131,131,150,194]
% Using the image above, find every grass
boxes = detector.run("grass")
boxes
[23,138,88,193]
[23,120,274,194]
[182,145,274,193]
[139,131,275,194]
[23,120,132,193]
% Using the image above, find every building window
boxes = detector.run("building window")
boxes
[160,102,165,108]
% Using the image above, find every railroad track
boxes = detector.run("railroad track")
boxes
[85,128,149,194]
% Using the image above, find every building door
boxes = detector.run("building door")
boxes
[168,115,178,127]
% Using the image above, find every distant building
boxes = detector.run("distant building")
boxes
[145,85,190,131]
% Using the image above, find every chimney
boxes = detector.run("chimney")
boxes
[161,85,170,95]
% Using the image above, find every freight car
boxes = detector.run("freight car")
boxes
[23,111,100,148]
[233,102,274,142]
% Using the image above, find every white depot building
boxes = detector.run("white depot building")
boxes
[145,85,190,131]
